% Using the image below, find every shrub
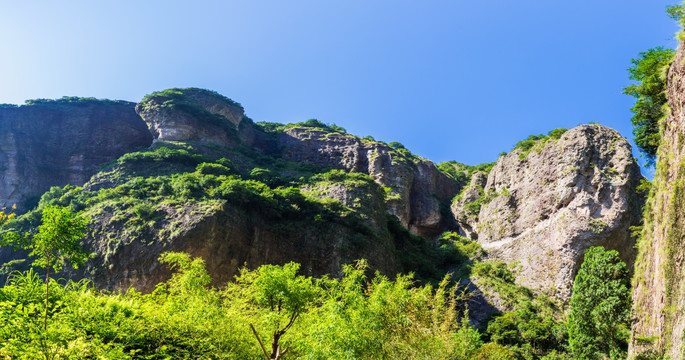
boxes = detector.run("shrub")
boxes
[196,162,232,176]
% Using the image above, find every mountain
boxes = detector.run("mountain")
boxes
[452,125,643,301]
[0,88,642,318]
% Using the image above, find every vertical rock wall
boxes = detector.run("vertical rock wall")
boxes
[631,42,685,359]
[0,101,152,212]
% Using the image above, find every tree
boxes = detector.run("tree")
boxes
[623,46,675,166]
[29,205,91,330]
[667,3,685,26]
[232,262,319,360]
[568,246,631,360]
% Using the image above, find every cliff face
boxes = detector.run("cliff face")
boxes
[630,42,685,359]
[277,128,460,238]
[0,89,646,311]
[1,89,455,291]
[79,178,398,292]
[0,100,153,212]
[135,88,251,147]
[452,125,643,301]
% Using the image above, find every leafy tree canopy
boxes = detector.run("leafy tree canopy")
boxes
[568,246,631,360]
[623,46,675,166]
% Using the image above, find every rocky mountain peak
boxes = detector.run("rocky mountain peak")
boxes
[135,88,246,146]
[453,124,643,301]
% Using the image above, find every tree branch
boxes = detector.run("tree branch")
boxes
[249,323,270,360]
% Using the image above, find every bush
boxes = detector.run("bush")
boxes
[196,162,232,176]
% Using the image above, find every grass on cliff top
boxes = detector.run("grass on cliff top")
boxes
[21,96,132,107]
[139,88,242,138]
[256,119,432,169]
[256,118,347,134]
[141,88,242,109]
[511,128,568,160]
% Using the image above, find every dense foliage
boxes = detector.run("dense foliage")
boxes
[0,253,488,359]
[437,161,495,186]
[568,247,631,360]
[623,47,675,165]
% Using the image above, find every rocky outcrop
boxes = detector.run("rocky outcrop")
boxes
[277,128,460,238]
[451,171,488,239]
[452,125,642,301]
[135,88,250,147]
[77,179,398,292]
[0,100,152,212]
[630,42,685,359]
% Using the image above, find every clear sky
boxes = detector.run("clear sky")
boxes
[0,1,680,175]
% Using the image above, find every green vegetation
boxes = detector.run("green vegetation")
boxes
[139,88,241,138]
[453,184,510,221]
[568,247,631,360]
[22,97,129,107]
[512,128,568,160]
[0,253,487,359]
[1,205,90,358]
[116,146,206,167]
[0,205,16,227]
[141,87,241,108]
[667,3,685,27]
[255,120,428,166]
[256,118,346,134]
[472,260,568,358]
[438,161,496,186]
[623,47,675,165]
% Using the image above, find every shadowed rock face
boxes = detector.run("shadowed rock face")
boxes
[452,124,643,301]
[0,100,153,212]
[276,128,461,239]
[79,182,399,293]
[630,42,685,359]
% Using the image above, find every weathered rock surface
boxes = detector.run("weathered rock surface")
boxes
[77,180,398,292]
[277,128,460,238]
[0,100,152,212]
[451,171,487,239]
[630,42,685,359]
[135,88,250,147]
[452,125,643,301]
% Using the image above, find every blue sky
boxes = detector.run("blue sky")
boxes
[0,1,680,175]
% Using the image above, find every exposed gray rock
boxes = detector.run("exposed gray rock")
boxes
[75,178,398,292]
[451,171,487,239]
[452,125,642,301]
[630,41,685,359]
[0,100,152,212]
[135,88,247,147]
[277,128,461,238]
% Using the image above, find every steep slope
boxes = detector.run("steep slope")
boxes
[0,98,153,211]
[630,41,685,359]
[0,89,464,292]
[452,125,643,301]
[275,127,460,238]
